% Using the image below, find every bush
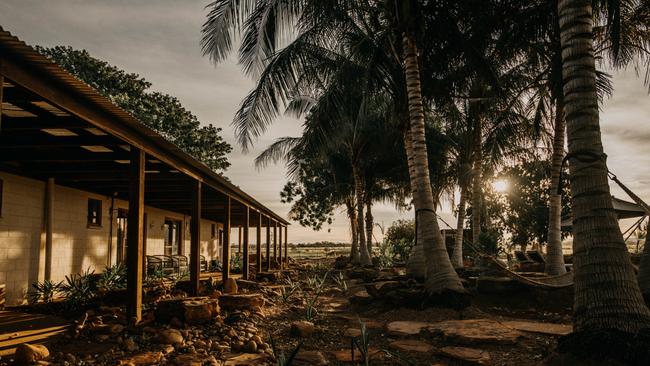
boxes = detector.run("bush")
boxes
[29,279,62,304]
[61,268,98,312]
[384,220,415,262]
[97,263,127,291]
[479,231,500,255]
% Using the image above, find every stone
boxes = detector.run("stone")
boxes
[224,353,268,365]
[290,321,315,338]
[236,279,261,291]
[438,346,491,365]
[429,319,523,345]
[348,290,373,306]
[385,321,432,336]
[389,340,433,353]
[124,338,138,352]
[158,329,184,345]
[364,281,401,298]
[119,351,164,366]
[256,271,279,282]
[294,350,328,365]
[501,320,572,336]
[224,278,239,294]
[242,340,257,353]
[161,345,175,355]
[331,347,382,362]
[109,323,125,334]
[344,328,362,338]
[173,353,204,366]
[14,344,50,365]
[219,293,265,311]
[155,297,220,324]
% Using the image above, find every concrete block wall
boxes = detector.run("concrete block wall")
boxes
[0,171,222,306]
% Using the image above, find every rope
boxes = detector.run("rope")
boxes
[557,150,607,194]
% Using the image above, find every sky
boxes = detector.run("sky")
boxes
[1,1,649,243]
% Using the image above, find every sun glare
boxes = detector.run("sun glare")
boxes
[492,179,508,193]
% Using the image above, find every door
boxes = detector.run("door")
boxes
[164,219,182,256]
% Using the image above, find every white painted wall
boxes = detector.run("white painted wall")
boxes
[0,171,222,306]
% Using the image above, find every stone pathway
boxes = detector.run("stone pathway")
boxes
[438,346,491,365]
[385,321,432,336]
[429,319,523,345]
[501,320,572,336]
[389,339,433,353]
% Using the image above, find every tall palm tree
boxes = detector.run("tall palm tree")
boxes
[557,0,650,336]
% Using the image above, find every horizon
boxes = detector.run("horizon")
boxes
[1,0,649,243]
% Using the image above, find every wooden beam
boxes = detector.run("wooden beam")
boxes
[189,180,201,296]
[273,221,278,266]
[222,196,231,283]
[256,213,262,274]
[242,207,250,280]
[266,216,271,271]
[284,225,288,267]
[44,177,54,280]
[278,224,283,269]
[0,74,4,132]
[238,226,242,254]
[126,148,145,322]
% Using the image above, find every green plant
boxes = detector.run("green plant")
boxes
[29,279,62,304]
[332,271,348,293]
[97,263,127,291]
[280,277,301,303]
[375,240,394,269]
[269,335,302,366]
[61,268,97,312]
[145,267,166,289]
[230,254,242,273]
[351,320,370,366]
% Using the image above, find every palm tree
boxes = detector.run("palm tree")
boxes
[556,0,650,336]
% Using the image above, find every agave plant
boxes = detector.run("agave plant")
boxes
[61,268,97,312]
[351,320,370,366]
[280,277,301,303]
[29,279,62,304]
[97,263,127,291]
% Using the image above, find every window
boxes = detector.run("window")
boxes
[211,223,217,239]
[164,219,182,255]
[87,198,102,226]
[0,179,3,217]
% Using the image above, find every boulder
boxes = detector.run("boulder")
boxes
[290,321,315,338]
[389,340,433,353]
[224,278,239,294]
[429,319,523,345]
[385,321,432,336]
[219,293,265,311]
[438,346,491,365]
[294,350,328,365]
[14,344,49,365]
[158,329,184,345]
[119,351,164,366]
[155,297,219,324]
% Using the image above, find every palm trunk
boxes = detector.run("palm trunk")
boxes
[365,197,374,257]
[404,128,426,279]
[545,99,567,275]
[558,0,650,333]
[346,198,359,264]
[471,120,482,246]
[451,186,468,268]
[402,33,464,293]
[353,164,371,266]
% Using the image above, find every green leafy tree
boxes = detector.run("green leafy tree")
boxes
[36,46,232,173]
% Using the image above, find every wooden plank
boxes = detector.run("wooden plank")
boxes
[256,213,262,274]
[222,196,231,283]
[0,74,3,132]
[189,180,201,296]
[126,148,145,322]
[242,207,250,280]
[266,216,271,271]
[278,224,283,269]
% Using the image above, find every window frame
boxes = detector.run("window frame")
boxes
[163,218,182,256]
[87,198,102,227]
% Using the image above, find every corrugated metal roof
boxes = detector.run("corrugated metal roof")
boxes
[0,26,288,225]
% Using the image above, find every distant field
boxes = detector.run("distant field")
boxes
[288,245,351,259]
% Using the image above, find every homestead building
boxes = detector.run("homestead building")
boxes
[0,27,288,319]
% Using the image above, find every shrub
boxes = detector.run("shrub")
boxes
[61,268,97,312]
[29,279,62,304]
[97,263,127,291]
[384,220,415,262]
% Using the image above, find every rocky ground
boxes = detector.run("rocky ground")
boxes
[3,259,575,366]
